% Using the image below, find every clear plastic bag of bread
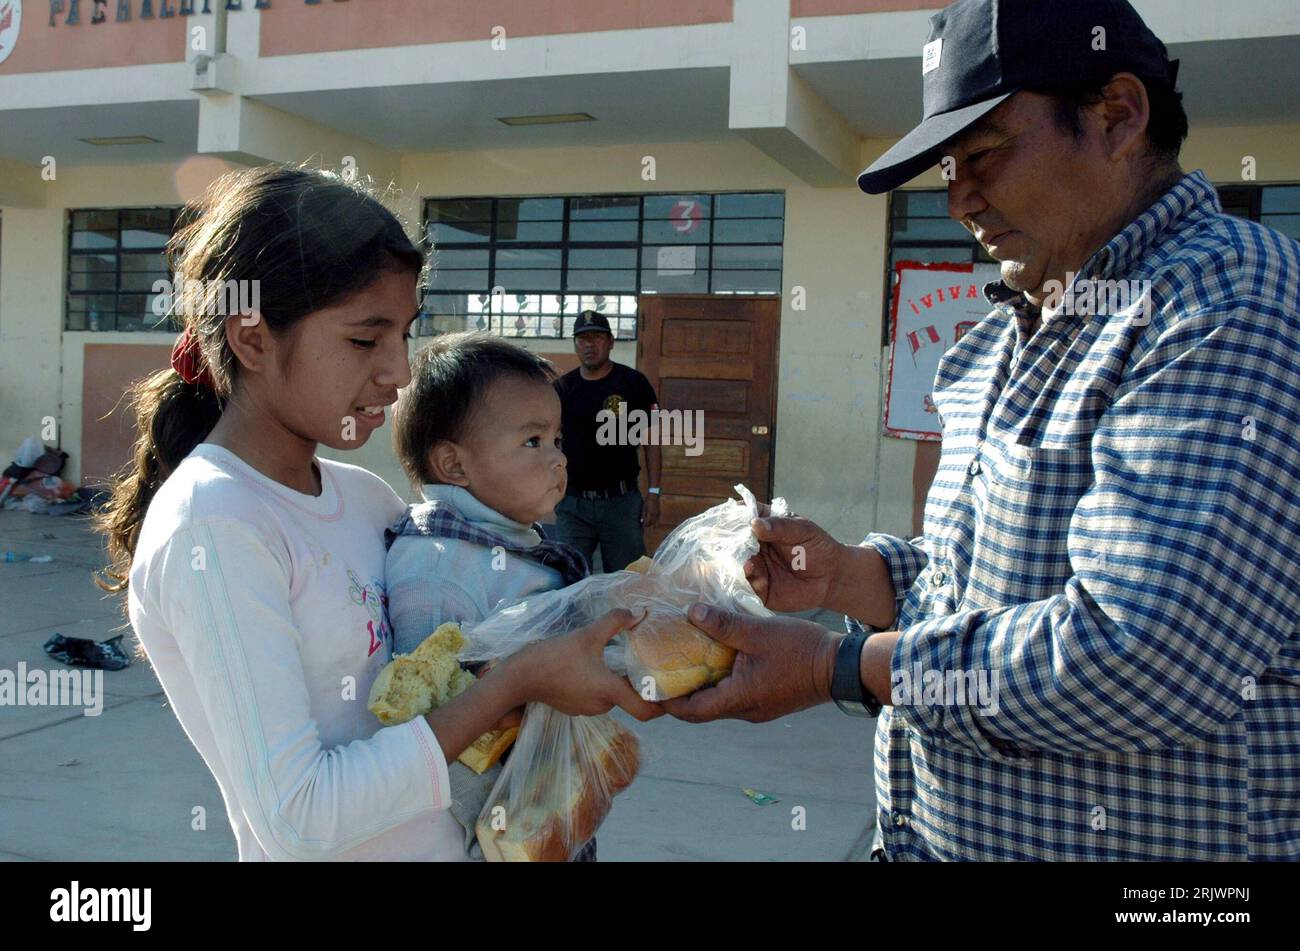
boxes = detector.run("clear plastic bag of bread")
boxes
[619,483,787,700]
[459,588,642,860]
[474,702,639,861]
[458,485,784,859]
[461,484,787,700]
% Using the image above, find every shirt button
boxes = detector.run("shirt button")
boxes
[968,457,981,476]
[931,570,948,588]
[892,811,908,827]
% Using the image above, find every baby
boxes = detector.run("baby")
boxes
[385,332,594,859]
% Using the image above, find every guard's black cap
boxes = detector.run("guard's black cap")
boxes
[857,0,1179,194]
[573,310,612,336]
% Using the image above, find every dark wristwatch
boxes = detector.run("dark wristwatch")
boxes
[831,631,882,717]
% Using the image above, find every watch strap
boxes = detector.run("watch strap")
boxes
[831,631,882,716]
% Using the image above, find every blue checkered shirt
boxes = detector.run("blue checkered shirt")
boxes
[850,170,1300,860]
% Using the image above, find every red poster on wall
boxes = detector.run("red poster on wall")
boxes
[884,260,1001,441]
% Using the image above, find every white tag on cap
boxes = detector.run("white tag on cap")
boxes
[922,38,943,75]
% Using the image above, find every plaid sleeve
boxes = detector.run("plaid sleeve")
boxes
[892,302,1300,758]
[844,532,929,634]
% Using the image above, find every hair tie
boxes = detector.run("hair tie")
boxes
[170,326,216,390]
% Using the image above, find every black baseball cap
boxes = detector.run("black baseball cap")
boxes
[857,0,1180,194]
[573,310,612,336]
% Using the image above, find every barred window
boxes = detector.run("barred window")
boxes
[884,189,993,347]
[419,192,785,339]
[1219,183,1300,241]
[66,207,181,332]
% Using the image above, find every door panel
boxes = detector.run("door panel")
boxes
[658,378,752,415]
[638,295,779,553]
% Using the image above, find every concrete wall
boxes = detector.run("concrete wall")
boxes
[4,123,1299,546]
[362,122,1300,535]
[0,159,238,490]
[0,205,64,475]
[393,137,913,540]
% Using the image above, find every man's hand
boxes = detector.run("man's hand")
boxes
[643,493,660,528]
[660,604,841,723]
[743,515,848,614]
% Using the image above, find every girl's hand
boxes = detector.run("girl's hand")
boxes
[503,609,664,721]
[473,661,524,732]
[491,708,524,732]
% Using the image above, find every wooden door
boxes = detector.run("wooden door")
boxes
[637,295,780,553]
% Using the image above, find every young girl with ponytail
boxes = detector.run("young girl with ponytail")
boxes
[96,166,658,861]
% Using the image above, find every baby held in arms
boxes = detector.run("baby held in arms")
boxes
[382,332,596,859]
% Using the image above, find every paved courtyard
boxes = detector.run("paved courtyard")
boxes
[0,509,877,861]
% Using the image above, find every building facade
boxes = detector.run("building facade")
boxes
[1,0,1297,544]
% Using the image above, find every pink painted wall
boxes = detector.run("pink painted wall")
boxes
[0,6,187,75]
[0,1,936,76]
[792,0,938,15]
[81,343,171,487]
[259,0,733,57]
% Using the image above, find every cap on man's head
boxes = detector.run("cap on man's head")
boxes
[573,310,613,336]
[857,0,1179,194]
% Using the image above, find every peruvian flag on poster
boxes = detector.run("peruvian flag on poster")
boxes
[906,324,941,363]
[884,261,1001,441]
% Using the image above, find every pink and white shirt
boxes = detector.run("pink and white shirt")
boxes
[129,443,465,861]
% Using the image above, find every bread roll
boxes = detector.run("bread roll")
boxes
[368,622,471,725]
[458,726,519,775]
[367,655,436,727]
[625,610,736,700]
[368,622,516,771]
[475,716,640,862]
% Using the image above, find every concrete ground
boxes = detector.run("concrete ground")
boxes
[0,509,877,862]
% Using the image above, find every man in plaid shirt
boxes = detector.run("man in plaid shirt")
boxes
[663,0,1299,860]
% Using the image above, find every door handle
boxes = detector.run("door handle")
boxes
[751,425,769,435]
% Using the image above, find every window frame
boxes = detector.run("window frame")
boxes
[419,191,786,340]
[881,181,1300,347]
[65,206,183,333]
[882,188,992,347]
[1221,182,1300,242]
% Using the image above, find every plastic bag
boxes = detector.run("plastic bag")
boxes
[14,435,44,468]
[619,484,786,700]
[461,484,786,684]
[474,702,639,862]
[460,485,786,859]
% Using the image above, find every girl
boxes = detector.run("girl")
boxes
[96,166,658,861]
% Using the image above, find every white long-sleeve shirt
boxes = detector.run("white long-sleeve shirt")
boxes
[128,443,466,861]
[386,484,564,656]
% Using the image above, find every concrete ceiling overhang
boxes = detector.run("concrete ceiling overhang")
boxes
[796,35,1300,140]
[0,34,1295,180]
[0,100,200,166]
[252,67,734,153]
